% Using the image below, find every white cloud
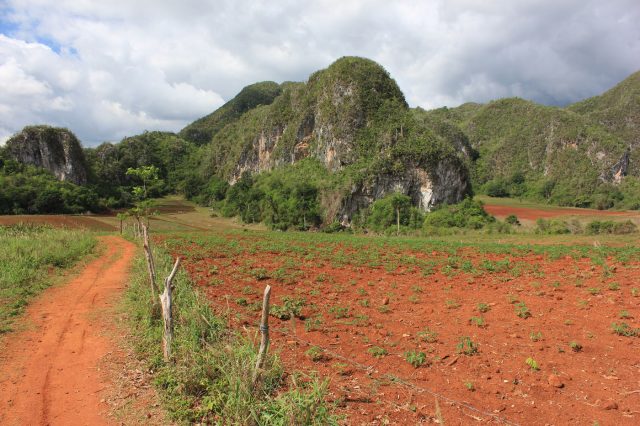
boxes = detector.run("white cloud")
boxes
[0,0,639,145]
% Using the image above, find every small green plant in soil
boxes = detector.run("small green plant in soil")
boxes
[456,336,478,356]
[526,357,540,371]
[250,267,270,281]
[305,346,324,362]
[378,305,391,314]
[477,303,490,313]
[611,322,639,337]
[529,331,543,342]
[417,327,438,343]
[304,316,323,332]
[241,286,256,295]
[235,297,248,306]
[588,287,600,295]
[569,341,583,352]
[368,346,388,358]
[445,299,460,309]
[470,316,486,328]
[515,301,531,319]
[464,381,475,391]
[619,310,631,319]
[404,351,428,368]
[329,305,350,319]
[608,282,620,291]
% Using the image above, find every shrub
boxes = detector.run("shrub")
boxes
[586,220,637,235]
[456,336,478,355]
[535,218,570,234]
[423,198,495,230]
[404,351,428,368]
[505,215,520,225]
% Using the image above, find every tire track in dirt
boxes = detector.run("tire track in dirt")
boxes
[0,236,136,426]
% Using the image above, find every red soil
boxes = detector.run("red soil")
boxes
[484,204,638,221]
[0,236,136,425]
[170,237,640,425]
[0,214,116,231]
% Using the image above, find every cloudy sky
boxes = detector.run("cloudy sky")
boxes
[1,0,639,146]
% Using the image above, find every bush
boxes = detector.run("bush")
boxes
[505,215,520,225]
[365,193,424,233]
[535,218,570,234]
[586,220,638,235]
[423,198,495,230]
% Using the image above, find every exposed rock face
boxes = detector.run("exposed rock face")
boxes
[199,57,471,220]
[601,147,630,184]
[340,160,471,222]
[6,126,88,185]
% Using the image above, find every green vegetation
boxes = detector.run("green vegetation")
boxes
[423,198,495,231]
[367,346,388,358]
[180,81,282,145]
[3,58,639,228]
[569,341,583,352]
[525,357,540,371]
[0,160,100,214]
[0,225,95,333]
[611,322,639,337]
[456,336,479,355]
[404,350,428,368]
[124,245,336,424]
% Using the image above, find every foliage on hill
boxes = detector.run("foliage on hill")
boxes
[213,159,330,230]
[0,158,101,214]
[179,81,282,145]
[421,88,639,209]
[84,131,197,207]
[196,56,470,224]
[568,71,640,152]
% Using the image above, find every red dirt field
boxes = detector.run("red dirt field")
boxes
[0,236,135,425]
[165,234,640,425]
[484,204,638,221]
[0,214,116,231]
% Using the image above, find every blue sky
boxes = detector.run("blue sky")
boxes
[1,0,639,146]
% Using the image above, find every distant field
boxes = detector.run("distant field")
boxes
[478,195,639,222]
[0,215,116,231]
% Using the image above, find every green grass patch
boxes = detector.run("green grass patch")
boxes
[0,224,96,333]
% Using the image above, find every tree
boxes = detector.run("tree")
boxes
[126,165,160,199]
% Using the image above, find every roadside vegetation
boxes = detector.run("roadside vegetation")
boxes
[0,224,95,333]
[123,243,337,424]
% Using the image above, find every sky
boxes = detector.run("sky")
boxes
[1,0,639,146]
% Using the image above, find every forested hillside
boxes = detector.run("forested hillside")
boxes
[2,58,638,222]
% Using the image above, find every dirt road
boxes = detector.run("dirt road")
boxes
[0,236,135,426]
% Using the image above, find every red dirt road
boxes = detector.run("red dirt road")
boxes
[0,236,135,426]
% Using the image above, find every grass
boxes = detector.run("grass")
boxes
[123,243,337,424]
[0,224,96,334]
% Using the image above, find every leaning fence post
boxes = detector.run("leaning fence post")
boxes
[160,257,180,362]
[142,223,158,299]
[252,285,271,388]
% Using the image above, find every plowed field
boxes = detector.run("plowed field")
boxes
[160,231,640,425]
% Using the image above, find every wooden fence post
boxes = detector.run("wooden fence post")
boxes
[141,223,158,299]
[253,285,271,388]
[160,257,181,362]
